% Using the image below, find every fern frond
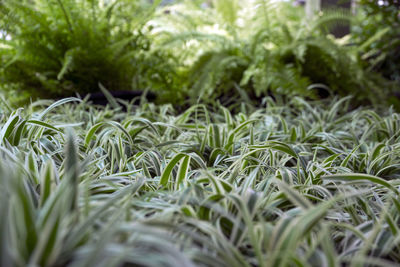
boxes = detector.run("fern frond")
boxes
[309,8,353,35]
[0,0,169,101]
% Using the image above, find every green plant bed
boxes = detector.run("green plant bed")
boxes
[1,95,400,266]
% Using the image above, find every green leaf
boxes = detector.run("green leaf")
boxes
[176,155,191,190]
[39,160,55,207]
[27,120,63,133]
[160,153,187,187]
[98,83,120,109]
[37,98,82,120]
[322,173,399,195]
[0,114,20,145]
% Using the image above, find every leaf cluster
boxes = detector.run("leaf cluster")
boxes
[0,0,181,102]
[0,94,400,266]
[153,0,391,106]
[352,0,400,86]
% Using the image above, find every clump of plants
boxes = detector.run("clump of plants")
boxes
[353,0,400,84]
[0,0,182,103]
[152,0,390,107]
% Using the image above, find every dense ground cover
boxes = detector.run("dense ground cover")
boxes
[1,95,400,266]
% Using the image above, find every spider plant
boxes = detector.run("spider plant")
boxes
[0,93,399,266]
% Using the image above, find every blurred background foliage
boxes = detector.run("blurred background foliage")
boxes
[0,0,399,109]
[152,0,395,107]
[0,0,183,102]
[352,0,400,89]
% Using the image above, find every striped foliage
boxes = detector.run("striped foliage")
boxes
[0,96,399,266]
